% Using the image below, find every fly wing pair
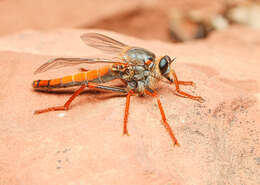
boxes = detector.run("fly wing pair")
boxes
[34,33,130,74]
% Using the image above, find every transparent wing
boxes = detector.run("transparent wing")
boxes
[80,33,128,54]
[34,57,123,74]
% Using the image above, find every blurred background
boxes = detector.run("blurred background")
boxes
[0,0,259,42]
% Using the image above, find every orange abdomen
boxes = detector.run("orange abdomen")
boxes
[33,65,116,88]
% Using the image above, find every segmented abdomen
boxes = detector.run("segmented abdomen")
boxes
[32,65,117,88]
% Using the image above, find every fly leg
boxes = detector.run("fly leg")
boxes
[34,85,87,114]
[79,68,89,72]
[171,70,205,103]
[178,81,195,87]
[145,88,180,147]
[34,83,127,114]
[123,90,135,135]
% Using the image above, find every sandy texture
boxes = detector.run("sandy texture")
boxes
[0,28,260,185]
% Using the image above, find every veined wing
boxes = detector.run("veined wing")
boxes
[34,57,124,74]
[80,33,129,54]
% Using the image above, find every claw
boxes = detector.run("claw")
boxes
[196,96,205,103]
[123,132,130,136]
[174,141,180,147]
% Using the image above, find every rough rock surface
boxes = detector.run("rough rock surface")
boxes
[0,28,259,185]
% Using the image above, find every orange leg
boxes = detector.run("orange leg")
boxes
[178,80,195,87]
[145,89,180,147]
[34,85,87,114]
[171,70,204,103]
[79,67,89,72]
[34,83,127,114]
[123,90,134,135]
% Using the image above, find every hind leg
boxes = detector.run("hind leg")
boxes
[34,83,127,114]
[34,85,87,114]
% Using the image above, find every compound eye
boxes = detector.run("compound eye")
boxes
[159,57,169,74]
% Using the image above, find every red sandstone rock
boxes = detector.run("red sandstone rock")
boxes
[0,28,259,185]
[0,0,227,40]
[0,0,141,36]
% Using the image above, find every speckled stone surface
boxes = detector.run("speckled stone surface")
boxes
[0,28,259,185]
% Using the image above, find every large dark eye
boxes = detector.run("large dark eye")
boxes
[159,56,169,74]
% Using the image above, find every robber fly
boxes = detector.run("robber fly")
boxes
[33,33,205,146]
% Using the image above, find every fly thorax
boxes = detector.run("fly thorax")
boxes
[127,81,137,90]
[118,66,134,81]
[146,73,161,90]
[132,65,146,81]
[126,80,145,95]
[126,47,156,65]
[137,81,146,95]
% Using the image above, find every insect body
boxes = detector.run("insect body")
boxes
[33,33,205,146]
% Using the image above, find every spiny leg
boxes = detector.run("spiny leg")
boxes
[171,70,204,103]
[34,83,127,114]
[34,85,86,114]
[145,89,180,147]
[123,90,134,135]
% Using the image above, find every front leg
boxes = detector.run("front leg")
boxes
[170,69,205,103]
